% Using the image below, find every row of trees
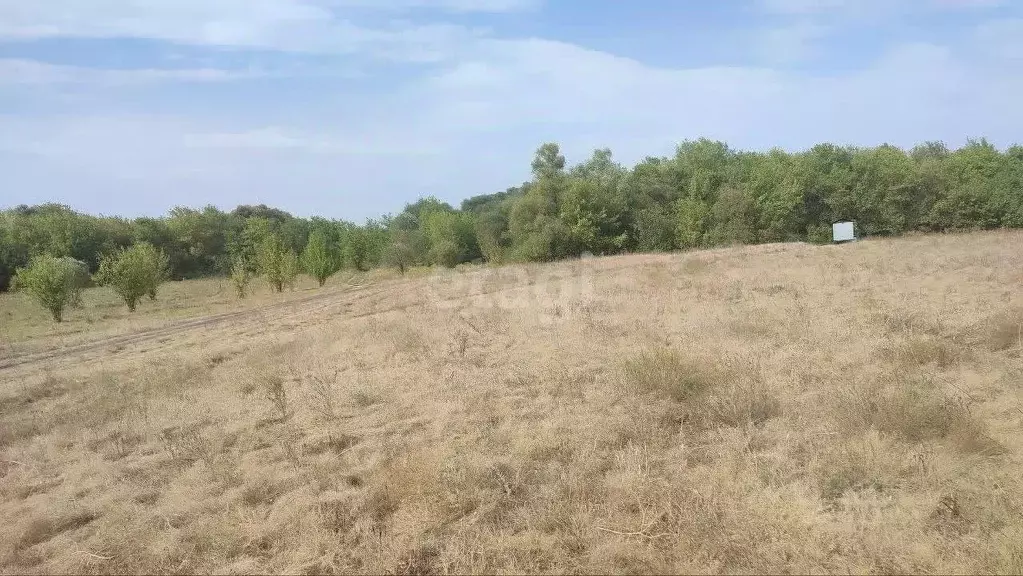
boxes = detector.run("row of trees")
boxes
[14,242,169,321]
[3,137,1023,294]
[13,229,339,321]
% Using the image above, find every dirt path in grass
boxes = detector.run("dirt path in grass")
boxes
[0,255,670,377]
[0,282,392,373]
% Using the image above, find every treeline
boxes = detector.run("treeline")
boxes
[3,137,1022,292]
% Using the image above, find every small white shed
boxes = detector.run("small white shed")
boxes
[832,221,856,243]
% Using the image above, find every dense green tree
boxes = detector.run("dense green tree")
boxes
[463,186,522,264]
[673,139,735,203]
[167,206,230,277]
[283,249,299,291]
[932,139,1007,230]
[675,198,710,250]
[560,149,630,255]
[623,157,679,251]
[230,256,252,299]
[231,204,293,223]
[631,206,677,252]
[133,217,187,279]
[707,186,759,246]
[95,242,169,312]
[384,231,417,275]
[302,229,341,286]
[257,233,291,293]
[422,210,478,267]
[560,178,628,255]
[743,150,804,242]
[849,145,916,236]
[509,143,573,261]
[461,185,527,214]
[12,255,90,322]
[0,215,19,292]
[340,224,369,271]
[233,217,276,271]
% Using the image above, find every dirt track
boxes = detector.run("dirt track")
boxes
[0,255,669,378]
[0,282,393,374]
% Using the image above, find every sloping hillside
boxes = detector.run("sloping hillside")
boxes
[2,231,1022,574]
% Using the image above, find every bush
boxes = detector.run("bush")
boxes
[806,224,833,245]
[428,239,461,269]
[341,226,370,271]
[12,255,90,322]
[385,235,416,276]
[302,230,339,287]
[96,242,169,312]
[258,233,294,293]
[147,248,170,300]
[230,256,252,298]
[675,198,710,250]
[283,249,299,291]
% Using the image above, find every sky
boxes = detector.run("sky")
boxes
[1,0,1022,222]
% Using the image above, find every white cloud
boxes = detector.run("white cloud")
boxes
[759,0,1008,15]
[404,39,992,154]
[0,59,265,85]
[182,128,311,150]
[751,0,1012,65]
[756,21,830,63]
[974,18,1023,59]
[0,0,509,60]
[182,127,443,156]
[4,33,1022,220]
[932,0,1008,8]
[327,0,540,11]
[758,0,847,15]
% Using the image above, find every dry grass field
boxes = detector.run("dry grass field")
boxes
[2,231,1023,574]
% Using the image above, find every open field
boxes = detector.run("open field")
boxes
[0,268,417,359]
[2,231,1023,574]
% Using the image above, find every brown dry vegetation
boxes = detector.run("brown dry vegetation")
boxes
[2,231,1023,574]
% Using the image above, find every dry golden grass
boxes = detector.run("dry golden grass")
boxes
[0,267,408,356]
[2,231,1023,574]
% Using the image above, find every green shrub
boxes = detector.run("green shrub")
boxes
[428,239,460,269]
[258,234,291,293]
[384,235,416,276]
[96,242,169,312]
[675,198,710,250]
[302,229,339,287]
[806,224,832,244]
[146,247,170,300]
[12,255,90,322]
[283,249,299,291]
[230,256,252,298]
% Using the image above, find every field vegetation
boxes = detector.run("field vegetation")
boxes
[1,231,1022,574]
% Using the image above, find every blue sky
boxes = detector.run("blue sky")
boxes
[1,0,1022,222]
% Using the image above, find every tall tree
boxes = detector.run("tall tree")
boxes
[302,229,341,287]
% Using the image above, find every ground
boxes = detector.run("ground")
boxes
[1,232,1022,574]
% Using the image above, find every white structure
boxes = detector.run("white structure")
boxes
[832,221,856,243]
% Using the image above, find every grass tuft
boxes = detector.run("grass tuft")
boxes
[620,348,718,402]
[987,307,1023,352]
